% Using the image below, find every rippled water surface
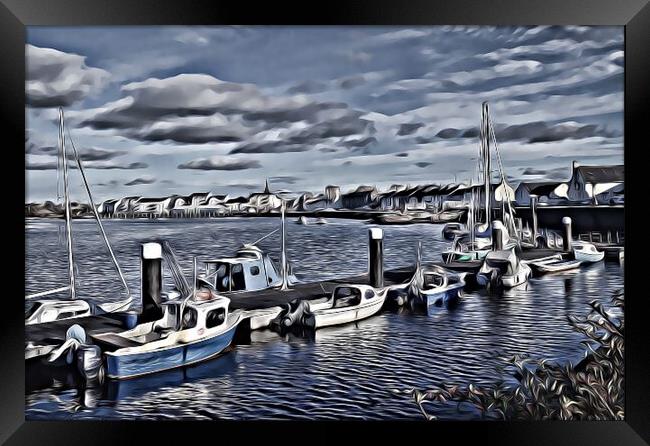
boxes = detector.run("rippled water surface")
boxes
[25,218,624,420]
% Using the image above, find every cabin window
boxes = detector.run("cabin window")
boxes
[364,289,375,299]
[206,308,226,328]
[250,266,260,276]
[213,263,230,292]
[231,263,246,291]
[333,287,362,308]
[181,308,198,329]
[25,302,43,318]
[57,311,75,320]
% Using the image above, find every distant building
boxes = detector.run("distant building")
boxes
[97,199,118,218]
[557,161,624,204]
[133,197,174,218]
[113,196,141,218]
[324,185,342,208]
[244,180,283,213]
[514,182,563,206]
[341,185,378,209]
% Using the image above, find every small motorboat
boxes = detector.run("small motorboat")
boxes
[528,255,582,274]
[441,223,466,241]
[315,217,328,225]
[409,266,466,307]
[302,284,388,329]
[92,288,242,380]
[296,216,310,225]
[477,248,531,290]
[199,242,298,293]
[441,234,492,263]
[573,242,605,263]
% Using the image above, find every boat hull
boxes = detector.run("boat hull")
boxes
[312,297,385,329]
[420,283,464,307]
[105,323,238,379]
[574,250,605,263]
[477,264,531,289]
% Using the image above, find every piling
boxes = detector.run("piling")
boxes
[141,242,163,322]
[529,195,538,244]
[562,217,573,253]
[492,220,504,251]
[368,228,384,288]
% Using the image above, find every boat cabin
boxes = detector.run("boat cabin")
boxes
[25,299,92,325]
[93,293,231,350]
[331,285,377,308]
[198,244,287,293]
[483,249,520,275]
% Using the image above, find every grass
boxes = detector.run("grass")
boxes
[397,289,624,420]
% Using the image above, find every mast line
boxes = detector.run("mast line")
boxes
[59,108,76,300]
[66,125,131,298]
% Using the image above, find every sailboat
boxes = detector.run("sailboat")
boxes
[25,108,132,325]
[442,102,519,263]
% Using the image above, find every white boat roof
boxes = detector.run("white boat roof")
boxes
[203,245,266,264]
[485,249,517,262]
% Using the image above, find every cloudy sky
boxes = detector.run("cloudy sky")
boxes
[25,26,623,202]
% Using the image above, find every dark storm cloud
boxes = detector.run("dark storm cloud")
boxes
[124,176,156,186]
[177,157,261,170]
[395,152,409,157]
[415,162,432,168]
[397,123,424,136]
[26,44,109,108]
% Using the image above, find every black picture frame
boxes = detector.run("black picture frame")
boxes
[3,0,648,443]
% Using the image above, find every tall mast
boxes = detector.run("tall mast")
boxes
[482,101,491,226]
[59,108,76,300]
[280,199,289,290]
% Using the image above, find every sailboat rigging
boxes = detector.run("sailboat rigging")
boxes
[25,108,132,324]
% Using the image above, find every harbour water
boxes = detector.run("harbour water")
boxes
[25,218,624,420]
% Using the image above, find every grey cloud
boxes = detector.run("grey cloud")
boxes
[436,128,461,139]
[395,152,409,157]
[26,44,110,108]
[229,141,310,154]
[26,160,147,170]
[269,176,301,185]
[337,136,377,148]
[337,75,367,89]
[124,176,156,186]
[434,121,619,144]
[286,80,328,94]
[178,157,261,170]
[415,162,432,168]
[96,180,120,187]
[75,147,127,161]
[397,123,424,136]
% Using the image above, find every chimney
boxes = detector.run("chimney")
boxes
[140,242,163,322]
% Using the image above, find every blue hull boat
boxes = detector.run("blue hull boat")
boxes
[105,322,238,379]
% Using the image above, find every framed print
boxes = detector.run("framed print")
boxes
[2,0,649,443]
